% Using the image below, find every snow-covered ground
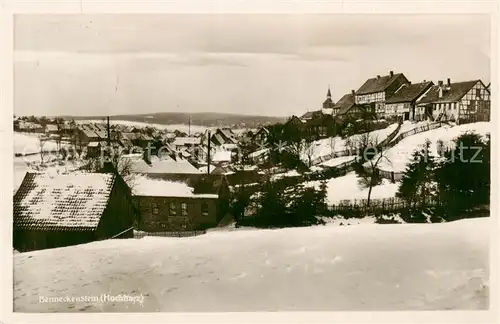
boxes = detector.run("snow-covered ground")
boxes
[13,155,85,193]
[320,155,357,168]
[305,171,399,204]
[389,120,432,142]
[270,170,301,181]
[13,217,489,311]
[302,123,399,163]
[376,122,491,172]
[76,119,212,134]
[14,132,63,156]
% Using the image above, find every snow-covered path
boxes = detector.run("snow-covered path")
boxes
[14,218,489,312]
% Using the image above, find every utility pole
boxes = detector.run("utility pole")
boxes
[207,130,211,175]
[106,116,111,146]
[189,116,191,137]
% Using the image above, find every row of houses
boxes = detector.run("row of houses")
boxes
[303,71,491,124]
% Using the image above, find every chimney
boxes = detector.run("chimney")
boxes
[438,80,443,87]
[447,78,451,86]
[423,79,426,83]
[377,75,381,80]
[389,71,394,77]
[351,90,355,95]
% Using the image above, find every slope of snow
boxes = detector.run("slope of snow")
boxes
[303,123,399,163]
[14,218,489,312]
[390,120,432,142]
[76,119,212,133]
[271,170,301,181]
[320,155,357,168]
[376,122,491,172]
[14,133,61,155]
[131,176,218,198]
[305,171,399,204]
[13,155,85,194]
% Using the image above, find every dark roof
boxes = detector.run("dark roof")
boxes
[356,73,406,95]
[385,81,434,104]
[333,93,355,115]
[417,80,479,104]
[323,98,334,105]
[14,173,116,231]
[300,110,323,120]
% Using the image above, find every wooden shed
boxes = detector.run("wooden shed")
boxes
[13,172,137,252]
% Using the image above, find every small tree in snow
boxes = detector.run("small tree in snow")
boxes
[352,137,391,207]
[39,137,46,164]
[397,140,438,222]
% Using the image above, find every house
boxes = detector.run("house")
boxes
[385,81,434,121]
[77,125,100,146]
[304,113,337,139]
[172,137,202,151]
[13,171,137,252]
[15,121,45,133]
[300,110,323,123]
[44,124,59,135]
[416,79,490,123]
[217,128,238,144]
[332,90,359,118]
[130,175,230,232]
[123,153,201,177]
[355,71,410,118]
[252,127,270,144]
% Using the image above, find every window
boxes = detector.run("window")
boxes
[161,223,166,228]
[201,203,209,217]
[169,202,176,216]
[476,89,481,98]
[152,202,159,215]
[181,203,188,216]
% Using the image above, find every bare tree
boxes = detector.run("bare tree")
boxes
[39,137,46,164]
[303,139,316,168]
[329,136,337,158]
[354,136,391,207]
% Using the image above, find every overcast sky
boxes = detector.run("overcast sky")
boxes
[14,14,490,117]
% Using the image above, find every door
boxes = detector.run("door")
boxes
[404,112,410,121]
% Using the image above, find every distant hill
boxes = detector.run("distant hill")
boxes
[59,112,286,129]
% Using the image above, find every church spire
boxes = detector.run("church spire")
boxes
[327,86,331,99]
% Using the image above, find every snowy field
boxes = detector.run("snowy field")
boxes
[376,122,491,172]
[14,133,62,156]
[306,171,399,204]
[14,155,85,193]
[389,120,432,142]
[76,119,249,134]
[76,119,212,133]
[13,217,489,312]
[320,155,357,168]
[302,123,399,163]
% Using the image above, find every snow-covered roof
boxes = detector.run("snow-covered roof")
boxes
[212,150,232,163]
[173,137,201,146]
[123,155,201,174]
[14,172,116,231]
[132,176,218,199]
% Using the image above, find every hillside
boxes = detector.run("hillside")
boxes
[59,112,286,128]
[14,218,489,312]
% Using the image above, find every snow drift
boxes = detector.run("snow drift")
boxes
[14,217,489,312]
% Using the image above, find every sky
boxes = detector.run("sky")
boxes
[14,14,491,118]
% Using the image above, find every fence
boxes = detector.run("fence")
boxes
[326,196,438,217]
[372,122,446,182]
[311,122,403,166]
[134,230,206,239]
